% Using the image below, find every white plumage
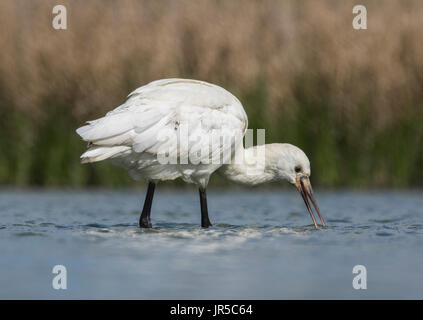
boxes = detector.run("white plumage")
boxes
[77,78,247,188]
[77,78,326,229]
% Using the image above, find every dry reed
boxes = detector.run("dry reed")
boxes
[0,0,422,187]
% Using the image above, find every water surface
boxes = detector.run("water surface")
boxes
[0,189,422,299]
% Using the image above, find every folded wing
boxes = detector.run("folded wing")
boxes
[76,79,248,168]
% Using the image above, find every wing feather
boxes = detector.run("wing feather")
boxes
[76,79,248,168]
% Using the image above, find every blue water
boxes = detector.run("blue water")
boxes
[0,189,422,299]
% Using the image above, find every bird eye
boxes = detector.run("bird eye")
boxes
[295,166,301,173]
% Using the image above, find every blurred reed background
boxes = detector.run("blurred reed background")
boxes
[0,0,422,188]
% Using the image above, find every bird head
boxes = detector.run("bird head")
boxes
[270,143,326,229]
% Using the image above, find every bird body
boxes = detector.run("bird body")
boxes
[77,78,326,229]
[77,78,247,188]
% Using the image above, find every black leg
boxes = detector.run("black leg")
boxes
[139,182,155,228]
[199,187,212,228]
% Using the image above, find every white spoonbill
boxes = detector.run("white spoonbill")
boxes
[76,78,326,229]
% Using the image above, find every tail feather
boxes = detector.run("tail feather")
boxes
[76,112,133,142]
[80,145,131,163]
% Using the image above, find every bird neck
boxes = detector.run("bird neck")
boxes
[219,145,279,185]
